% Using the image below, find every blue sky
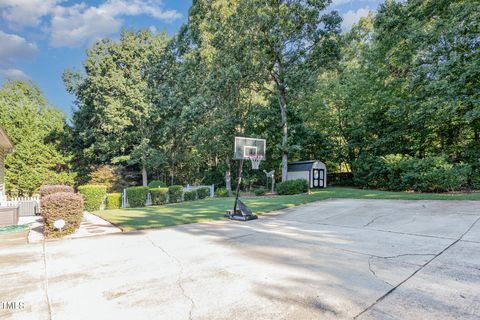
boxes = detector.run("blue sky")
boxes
[0,0,383,117]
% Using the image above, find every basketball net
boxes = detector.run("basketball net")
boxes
[248,156,262,170]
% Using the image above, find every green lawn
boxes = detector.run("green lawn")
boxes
[95,187,480,231]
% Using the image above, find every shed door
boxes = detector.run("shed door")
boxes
[313,169,325,188]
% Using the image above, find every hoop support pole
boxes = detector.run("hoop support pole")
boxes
[233,159,243,213]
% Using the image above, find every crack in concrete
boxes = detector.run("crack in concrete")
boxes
[228,224,442,266]
[367,256,394,287]
[278,218,460,241]
[354,216,480,319]
[363,215,387,228]
[42,240,53,320]
[366,253,437,288]
[145,235,195,320]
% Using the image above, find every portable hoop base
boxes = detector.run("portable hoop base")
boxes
[224,209,258,221]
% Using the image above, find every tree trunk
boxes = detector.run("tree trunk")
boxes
[225,159,232,194]
[278,83,288,182]
[141,164,148,186]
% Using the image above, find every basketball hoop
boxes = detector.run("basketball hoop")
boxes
[249,156,262,170]
[226,137,266,222]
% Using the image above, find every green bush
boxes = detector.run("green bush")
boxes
[40,185,74,198]
[148,180,167,188]
[215,187,229,197]
[254,187,267,196]
[78,184,107,212]
[106,193,122,209]
[150,188,168,205]
[351,154,389,189]
[168,185,184,203]
[126,186,149,208]
[184,190,197,201]
[352,154,471,192]
[42,192,84,238]
[197,187,210,199]
[276,179,309,195]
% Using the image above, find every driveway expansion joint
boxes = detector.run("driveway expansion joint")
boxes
[145,235,196,320]
[354,216,480,319]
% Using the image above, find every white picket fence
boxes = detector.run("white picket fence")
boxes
[0,196,41,216]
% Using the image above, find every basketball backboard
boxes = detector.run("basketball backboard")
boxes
[234,137,266,160]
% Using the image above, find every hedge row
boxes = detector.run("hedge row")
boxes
[352,154,471,192]
[197,187,210,199]
[102,186,215,209]
[276,179,309,195]
[78,184,107,212]
[106,193,122,209]
[151,188,168,205]
[168,185,184,203]
[126,186,149,207]
[184,190,197,201]
[215,188,229,197]
[42,192,84,238]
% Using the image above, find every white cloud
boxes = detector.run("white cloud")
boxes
[331,0,354,6]
[331,0,378,7]
[0,31,37,81]
[149,25,158,34]
[49,0,181,47]
[0,0,182,47]
[0,0,59,29]
[0,68,31,81]
[0,31,37,65]
[342,8,371,30]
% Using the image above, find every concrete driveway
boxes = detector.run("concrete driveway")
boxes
[1,199,479,320]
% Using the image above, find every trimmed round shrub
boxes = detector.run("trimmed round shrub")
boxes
[150,188,168,205]
[254,187,267,196]
[42,192,84,238]
[148,180,167,188]
[126,186,149,208]
[106,193,122,209]
[78,184,107,212]
[197,187,210,199]
[168,185,184,203]
[276,179,308,195]
[215,187,229,197]
[184,190,197,201]
[40,185,74,198]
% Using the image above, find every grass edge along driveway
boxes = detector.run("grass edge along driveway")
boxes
[95,187,480,231]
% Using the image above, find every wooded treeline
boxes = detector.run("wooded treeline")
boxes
[1,0,479,195]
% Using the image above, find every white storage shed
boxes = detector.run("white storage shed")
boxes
[287,160,327,188]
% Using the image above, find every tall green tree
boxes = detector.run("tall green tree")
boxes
[311,0,480,187]
[185,0,269,191]
[65,29,171,186]
[0,81,74,195]
[227,0,342,181]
